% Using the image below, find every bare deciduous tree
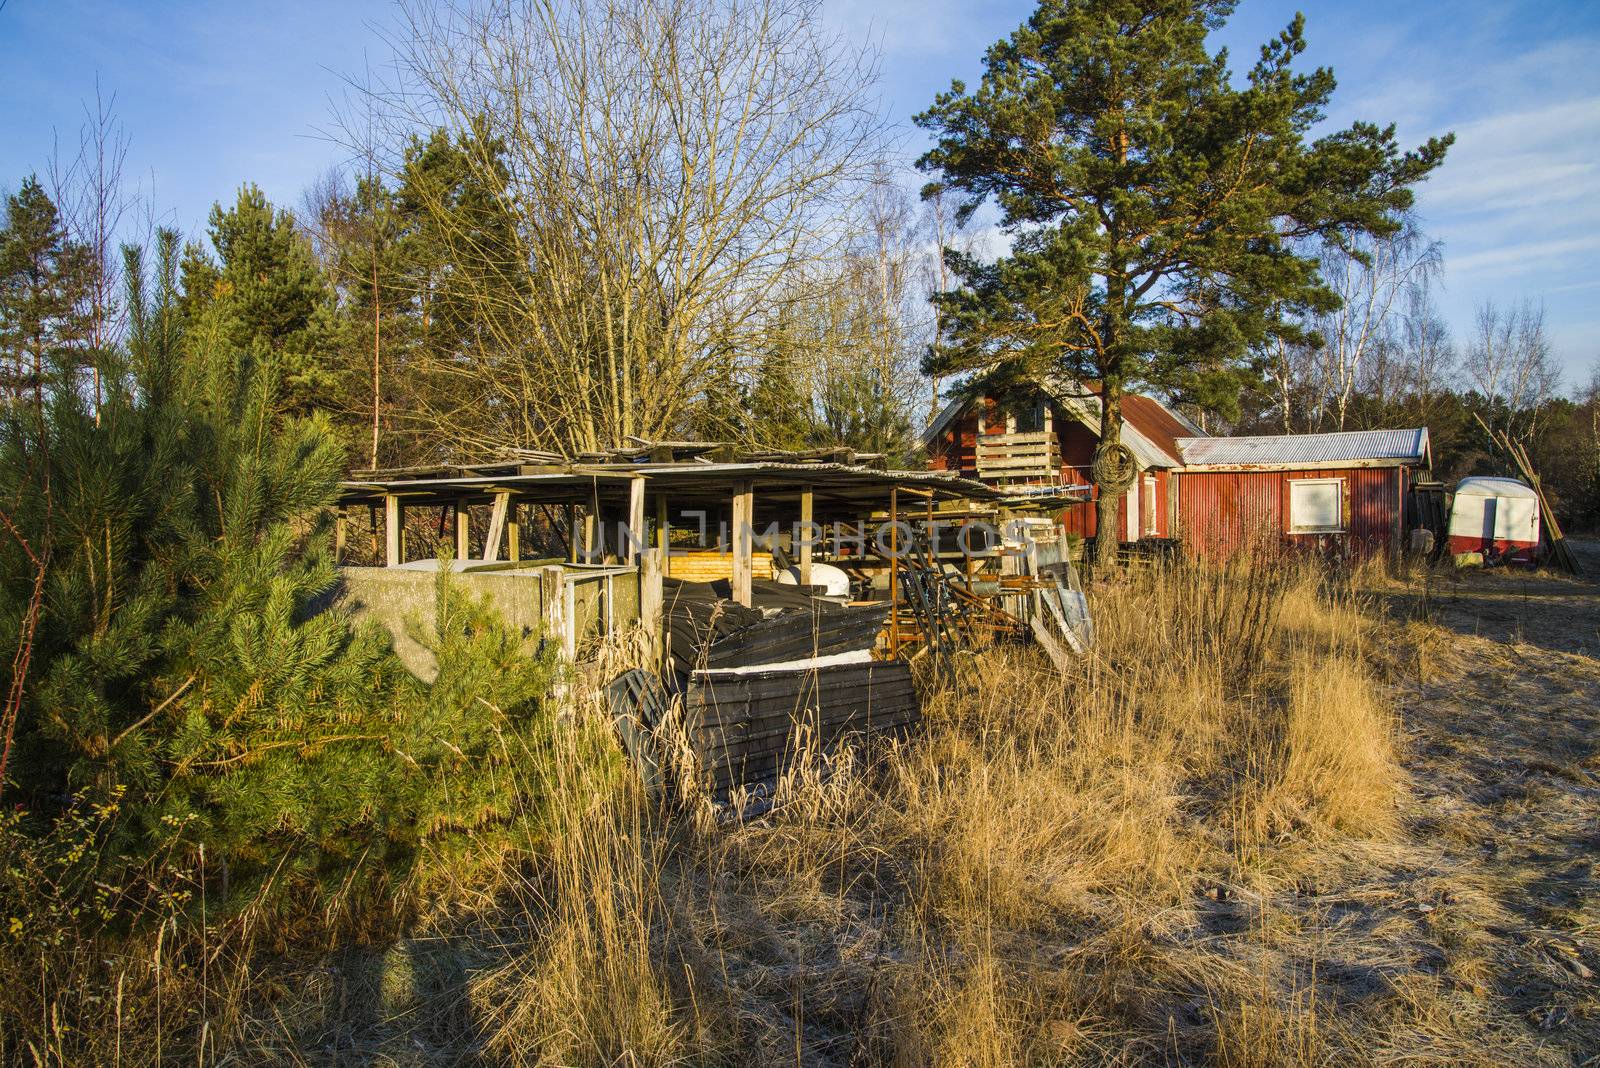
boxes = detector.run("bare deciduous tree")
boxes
[1463,299,1561,444]
[1397,286,1455,411]
[1309,220,1440,429]
[356,0,890,457]
[48,83,131,420]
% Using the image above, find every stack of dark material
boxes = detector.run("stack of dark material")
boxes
[662,577,886,672]
[686,659,918,795]
[662,579,766,672]
[653,577,917,798]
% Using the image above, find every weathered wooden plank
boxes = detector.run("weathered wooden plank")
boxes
[688,670,913,706]
[483,491,510,563]
[692,705,920,754]
[688,692,920,743]
[731,480,753,607]
[384,495,402,567]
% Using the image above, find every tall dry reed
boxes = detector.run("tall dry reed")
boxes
[4,561,1417,1066]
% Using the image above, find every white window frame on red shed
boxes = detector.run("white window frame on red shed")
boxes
[1286,477,1345,534]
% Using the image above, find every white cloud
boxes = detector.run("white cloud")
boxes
[1446,235,1600,279]
[1423,95,1600,213]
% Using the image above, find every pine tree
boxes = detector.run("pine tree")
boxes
[2,223,563,917]
[180,184,340,418]
[916,0,1451,567]
[0,177,96,403]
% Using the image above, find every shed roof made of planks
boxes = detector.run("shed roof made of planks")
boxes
[338,458,1003,516]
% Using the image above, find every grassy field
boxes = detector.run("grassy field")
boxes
[6,553,1599,1066]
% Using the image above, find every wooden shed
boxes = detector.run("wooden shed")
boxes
[1172,429,1433,561]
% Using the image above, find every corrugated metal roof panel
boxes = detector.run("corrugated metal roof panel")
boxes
[1176,428,1428,469]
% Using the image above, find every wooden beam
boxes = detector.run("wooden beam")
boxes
[384,495,402,567]
[585,483,601,562]
[562,579,577,660]
[625,476,646,564]
[655,493,669,578]
[799,484,814,587]
[334,508,347,564]
[639,548,664,665]
[454,499,470,560]
[539,565,575,665]
[731,480,753,607]
[483,491,510,563]
[507,501,520,563]
[889,486,900,656]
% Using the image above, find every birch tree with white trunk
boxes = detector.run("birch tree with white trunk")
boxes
[1310,220,1440,429]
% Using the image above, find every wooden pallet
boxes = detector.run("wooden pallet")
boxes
[975,431,1062,482]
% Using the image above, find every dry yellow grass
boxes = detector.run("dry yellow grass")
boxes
[440,557,1420,1065]
[11,557,1597,1065]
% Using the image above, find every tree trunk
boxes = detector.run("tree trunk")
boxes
[370,257,381,470]
[1093,379,1123,572]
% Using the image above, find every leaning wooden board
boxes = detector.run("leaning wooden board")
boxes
[684,659,918,793]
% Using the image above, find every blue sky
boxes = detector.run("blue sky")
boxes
[3,0,1598,384]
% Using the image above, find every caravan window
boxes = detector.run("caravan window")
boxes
[1287,478,1344,534]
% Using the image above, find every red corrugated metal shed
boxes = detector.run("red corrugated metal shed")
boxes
[1176,467,1406,560]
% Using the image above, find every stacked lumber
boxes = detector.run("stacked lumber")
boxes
[666,549,774,583]
[702,604,886,668]
[650,578,912,797]
[661,579,874,671]
[661,580,765,671]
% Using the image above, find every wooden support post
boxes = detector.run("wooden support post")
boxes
[799,484,814,587]
[625,476,646,565]
[588,482,602,562]
[562,579,577,660]
[655,493,669,577]
[455,499,470,560]
[731,479,753,607]
[889,486,900,657]
[335,508,347,564]
[484,491,510,563]
[507,501,521,563]
[368,504,380,563]
[540,565,573,663]
[384,495,402,567]
[963,519,976,586]
[639,547,664,665]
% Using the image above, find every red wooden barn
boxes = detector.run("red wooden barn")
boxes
[925,380,1432,561]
